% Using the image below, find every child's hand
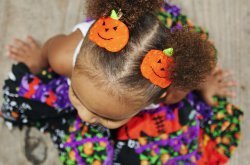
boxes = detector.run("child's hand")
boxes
[199,66,238,106]
[6,36,47,74]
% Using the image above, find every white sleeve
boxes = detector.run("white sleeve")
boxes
[72,20,95,67]
[72,20,95,37]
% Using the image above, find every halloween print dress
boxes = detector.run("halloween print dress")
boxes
[1,2,243,165]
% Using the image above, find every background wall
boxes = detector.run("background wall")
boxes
[0,0,249,164]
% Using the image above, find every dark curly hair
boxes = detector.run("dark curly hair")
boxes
[75,0,216,107]
[85,0,164,29]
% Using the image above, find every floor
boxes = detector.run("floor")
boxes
[0,0,249,164]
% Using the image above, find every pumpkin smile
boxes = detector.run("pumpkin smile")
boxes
[151,67,167,78]
[98,33,113,40]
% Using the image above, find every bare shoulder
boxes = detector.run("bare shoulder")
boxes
[48,30,83,77]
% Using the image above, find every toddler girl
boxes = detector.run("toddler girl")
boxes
[2,0,243,164]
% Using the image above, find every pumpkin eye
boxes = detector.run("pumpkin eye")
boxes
[102,21,106,26]
[161,68,165,71]
[157,59,162,63]
[113,26,118,31]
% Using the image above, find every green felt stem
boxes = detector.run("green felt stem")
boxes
[163,48,174,57]
[110,10,119,20]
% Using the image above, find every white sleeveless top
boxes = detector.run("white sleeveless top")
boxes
[72,20,95,67]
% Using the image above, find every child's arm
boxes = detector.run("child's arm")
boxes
[43,30,82,76]
[7,30,83,77]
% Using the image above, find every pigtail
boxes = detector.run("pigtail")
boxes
[85,0,164,29]
[167,27,217,89]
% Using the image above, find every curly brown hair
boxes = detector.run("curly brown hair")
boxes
[85,0,164,29]
[167,27,216,90]
[75,0,216,107]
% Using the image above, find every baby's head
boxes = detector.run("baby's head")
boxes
[69,0,216,128]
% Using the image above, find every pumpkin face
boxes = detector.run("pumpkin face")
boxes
[141,50,174,88]
[89,17,129,52]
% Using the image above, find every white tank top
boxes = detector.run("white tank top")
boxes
[72,20,95,67]
[67,20,94,85]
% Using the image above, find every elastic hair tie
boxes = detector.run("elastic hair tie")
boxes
[89,10,130,52]
[140,48,174,88]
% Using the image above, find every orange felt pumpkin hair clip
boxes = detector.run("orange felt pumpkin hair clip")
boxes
[89,10,130,52]
[141,48,175,88]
